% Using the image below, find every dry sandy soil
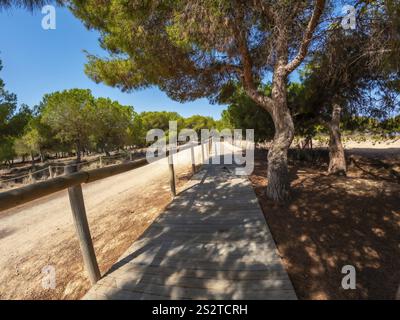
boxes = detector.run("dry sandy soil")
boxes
[0,146,203,300]
[1,140,399,300]
[250,143,400,300]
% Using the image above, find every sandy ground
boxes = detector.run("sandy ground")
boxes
[319,138,400,158]
[344,139,400,159]
[0,145,204,299]
[1,139,398,300]
[343,138,400,149]
[250,146,400,299]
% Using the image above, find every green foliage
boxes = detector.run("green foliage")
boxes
[138,111,183,132]
[7,104,33,137]
[299,2,400,128]
[0,60,33,162]
[0,136,15,163]
[0,0,51,10]
[13,127,41,157]
[380,115,400,136]
[0,60,18,138]
[133,111,183,145]
[343,115,400,138]
[217,82,320,142]
[90,97,136,152]
[69,1,324,103]
[222,107,274,143]
[41,89,95,155]
[13,113,57,158]
[183,115,217,136]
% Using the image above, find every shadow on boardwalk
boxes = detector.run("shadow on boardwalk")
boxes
[83,161,297,300]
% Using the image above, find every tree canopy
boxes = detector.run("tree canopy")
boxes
[69,0,328,201]
[0,60,32,163]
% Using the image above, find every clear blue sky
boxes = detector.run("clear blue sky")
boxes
[0,6,226,119]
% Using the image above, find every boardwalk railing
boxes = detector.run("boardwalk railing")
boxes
[0,139,212,285]
[0,151,146,186]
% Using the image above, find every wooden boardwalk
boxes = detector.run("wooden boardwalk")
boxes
[83,161,297,300]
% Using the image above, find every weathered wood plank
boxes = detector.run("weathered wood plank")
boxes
[83,160,297,300]
[107,263,289,281]
[101,274,295,293]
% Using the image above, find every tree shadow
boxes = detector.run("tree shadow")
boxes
[251,148,400,300]
[86,161,296,300]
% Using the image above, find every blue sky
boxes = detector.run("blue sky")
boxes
[0,6,226,119]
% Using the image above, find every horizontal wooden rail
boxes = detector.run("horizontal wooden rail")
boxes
[0,140,209,286]
[0,158,148,212]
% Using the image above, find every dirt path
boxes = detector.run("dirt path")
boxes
[0,146,203,299]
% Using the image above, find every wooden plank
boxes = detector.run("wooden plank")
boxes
[119,245,281,267]
[122,238,277,254]
[92,281,296,300]
[123,258,283,272]
[149,222,270,233]
[136,229,273,243]
[91,284,170,300]
[107,263,289,281]
[154,216,264,226]
[83,160,297,300]
[101,273,295,293]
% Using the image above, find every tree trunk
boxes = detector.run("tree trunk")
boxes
[327,104,346,176]
[266,71,295,202]
[267,108,295,202]
[76,141,82,163]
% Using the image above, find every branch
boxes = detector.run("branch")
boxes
[284,0,326,75]
[252,0,275,22]
[239,37,274,112]
[201,62,242,75]
[231,9,273,112]
[219,3,275,112]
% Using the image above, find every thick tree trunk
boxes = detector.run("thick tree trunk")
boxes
[266,70,295,202]
[327,104,346,176]
[267,108,295,202]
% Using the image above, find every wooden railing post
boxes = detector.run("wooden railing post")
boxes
[65,164,101,285]
[201,141,205,164]
[29,169,36,183]
[190,143,196,174]
[167,149,176,197]
[48,165,54,179]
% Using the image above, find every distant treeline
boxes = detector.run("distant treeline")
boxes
[0,87,221,164]
[1,62,398,166]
